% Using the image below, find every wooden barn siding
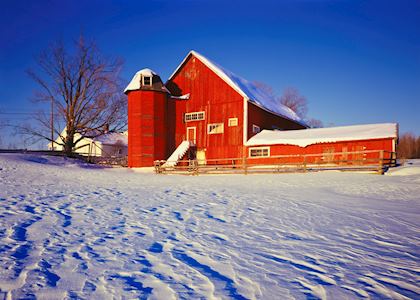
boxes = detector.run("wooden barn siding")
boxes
[128,90,168,167]
[247,138,395,165]
[167,56,244,160]
[247,101,306,139]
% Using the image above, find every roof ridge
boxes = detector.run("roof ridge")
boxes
[168,50,305,126]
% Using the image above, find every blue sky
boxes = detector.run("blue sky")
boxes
[0,0,419,147]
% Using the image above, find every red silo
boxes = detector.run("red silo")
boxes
[125,69,169,167]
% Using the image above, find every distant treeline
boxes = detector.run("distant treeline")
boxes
[397,133,420,159]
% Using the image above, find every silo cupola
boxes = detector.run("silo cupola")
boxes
[124,68,168,94]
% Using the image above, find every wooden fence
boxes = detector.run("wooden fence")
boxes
[0,149,128,167]
[154,150,397,175]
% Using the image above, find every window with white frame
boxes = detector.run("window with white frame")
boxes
[228,118,238,127]
[252,124,261,133]
[185,111,205,122]
[142,76,152,86]
[208,123,224,134]
[249,147,270,157]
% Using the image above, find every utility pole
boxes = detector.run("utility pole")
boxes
[50,98,54,151]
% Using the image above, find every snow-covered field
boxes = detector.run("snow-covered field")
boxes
[0,154,419,300]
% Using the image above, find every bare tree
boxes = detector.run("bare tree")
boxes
[23,36,126,156]
[280,87,308,119]
[305,118,324,128]
[253,82,322,127]
[398,132,420,159]
[253,81,275,98]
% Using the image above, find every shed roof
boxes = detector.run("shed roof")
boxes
[168,50,305,125]
[246,123,398,147]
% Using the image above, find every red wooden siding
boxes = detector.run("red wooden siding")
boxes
[127,90,168,167]
[167,56,244,160]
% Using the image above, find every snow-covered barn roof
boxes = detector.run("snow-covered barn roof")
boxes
[246,123,398,147]
[168,50,305,126]
[124,68,159,93]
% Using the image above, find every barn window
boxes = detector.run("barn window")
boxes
[252,124,261,133]
[142,76,152,86]
[185,111,205,122]
[208,123,224,134]
[249,147,270,157]
[228,118,238,127]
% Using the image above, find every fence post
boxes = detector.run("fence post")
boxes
[194,159,199,175]
[378,150,384,175]
[391,151,397,167]
[243,157,248,175]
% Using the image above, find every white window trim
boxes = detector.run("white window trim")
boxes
[249,146,270,157]
[243,98,248,145]
[185,111,205,122]
[187,126,196,143]
[228,117,238,127]
[207,123,224,134]
[252,124,261,133]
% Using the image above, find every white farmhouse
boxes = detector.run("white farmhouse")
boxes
[48,129,128,158]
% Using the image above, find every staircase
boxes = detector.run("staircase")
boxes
[162,141,192,167]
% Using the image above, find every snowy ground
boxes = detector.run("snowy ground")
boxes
[0,154,419,300]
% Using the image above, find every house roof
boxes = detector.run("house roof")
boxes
[168,50,305,125]
[48,128,128,149]
[93,132,128,146]
[245,123,398,147]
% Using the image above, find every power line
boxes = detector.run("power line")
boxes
[0,112,36,115]
[0,112,61,115]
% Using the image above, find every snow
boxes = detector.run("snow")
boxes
[169,50,304,124]
[124,68,158,93]
[246,123,398,147]
[1,153,419,299]
[386,160,420,176]
[170,93,190,100]
[162,141,191,167]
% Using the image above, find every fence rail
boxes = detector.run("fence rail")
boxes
[0,149,128,166]
[154,150,397,175]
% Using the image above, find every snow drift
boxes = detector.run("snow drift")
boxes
[0,154,419,299]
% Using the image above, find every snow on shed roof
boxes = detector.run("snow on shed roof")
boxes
[246,123,398,147]
[168,50,304,125]
[93,132,128,146]
[124,68,158,93]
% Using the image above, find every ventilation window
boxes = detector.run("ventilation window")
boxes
[142,76,152,86]
[228,118,238,127]
[252,124,261,133]
[249,147,270,157]
[208,123,224,134]
[185,111,205,122]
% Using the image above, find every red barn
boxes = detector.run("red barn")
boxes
[125,51,397,169]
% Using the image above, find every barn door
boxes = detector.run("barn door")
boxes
[187,127,196,144]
